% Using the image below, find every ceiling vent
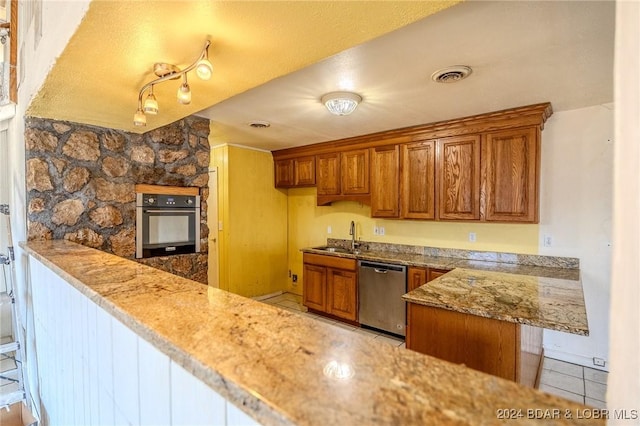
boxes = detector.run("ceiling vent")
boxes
[431,66,473,83]
[249,121,271,128]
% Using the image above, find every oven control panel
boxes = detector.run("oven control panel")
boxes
[139,193,199,208]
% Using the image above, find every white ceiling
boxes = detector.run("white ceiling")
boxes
[197,1,614,152]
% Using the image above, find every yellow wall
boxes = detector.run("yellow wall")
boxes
[211,145,288,297]
[286,187,539,295]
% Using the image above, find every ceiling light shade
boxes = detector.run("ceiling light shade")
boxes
[143,89,159,115]
[321,91,362,116]
[177,75,191,105]
[196,58,213,80]
[133,108,147,126]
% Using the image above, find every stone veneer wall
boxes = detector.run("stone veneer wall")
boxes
[25,116,210,284]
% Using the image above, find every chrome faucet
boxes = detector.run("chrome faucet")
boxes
[349,221,357,251]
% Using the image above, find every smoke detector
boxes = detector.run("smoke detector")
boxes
[431,65,473,83]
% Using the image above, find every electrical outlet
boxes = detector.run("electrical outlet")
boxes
[593,357,606,367]
[327,225,332,234]
[543,234,553,247]
[292,274,298,283]
[379,227,385,236]
[468,232,476,242]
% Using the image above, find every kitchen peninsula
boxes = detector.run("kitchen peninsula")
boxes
[21,240,599,426]
[302,240,588,388]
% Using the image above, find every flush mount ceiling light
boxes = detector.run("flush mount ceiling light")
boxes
[133,40,214,127]
[321,91,362,116]
[431,65,473,83]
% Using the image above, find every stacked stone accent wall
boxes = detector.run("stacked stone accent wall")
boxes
[25,116,210,284]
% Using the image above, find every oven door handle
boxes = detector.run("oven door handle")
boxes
[143,209,196,214]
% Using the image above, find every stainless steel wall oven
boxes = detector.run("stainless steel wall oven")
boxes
[135,192,200,259]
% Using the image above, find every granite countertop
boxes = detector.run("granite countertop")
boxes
[302,245,587,335]
[403,268,589,335]
[22,240,601,426]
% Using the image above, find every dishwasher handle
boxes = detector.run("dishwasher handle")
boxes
[359,261,406,273]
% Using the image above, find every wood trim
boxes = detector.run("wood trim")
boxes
[302,253,357,271]
[134,184,200,196]
[317,194,370,206]
[9,0,17,103]
[272,103,552,160]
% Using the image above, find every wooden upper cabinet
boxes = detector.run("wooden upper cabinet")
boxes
[401,141,436,219]
[482,127,539,222]
[275,157,316,188]
[274,159,293,188]
[294,156,316,186]
[316,153,341,195]
[341,149,369,194]
[437,135,481,220]
[371,146,400,218]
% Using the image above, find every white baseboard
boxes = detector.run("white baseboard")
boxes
[544,347,609,372]
[251,291,283,301]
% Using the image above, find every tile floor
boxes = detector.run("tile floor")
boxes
[261,292,608,408]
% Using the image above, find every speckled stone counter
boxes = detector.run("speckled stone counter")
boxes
[302,242,586,335]
[403,268,588,335]
[22,240,601,426]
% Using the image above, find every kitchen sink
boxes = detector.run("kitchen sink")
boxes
[312,246,354,254]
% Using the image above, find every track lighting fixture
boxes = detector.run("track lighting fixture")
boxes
[133,40,212,127]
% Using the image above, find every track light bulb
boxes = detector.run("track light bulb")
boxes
[177,76,191,105]
[144,92,159,115]
[196,58,213,80]
[133,108,147,126]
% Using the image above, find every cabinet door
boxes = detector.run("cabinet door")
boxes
[274,159,293,188]
[316,153,341,195]
[294,156,316,186]
[401,141,436,219]
[427,268,450,282]
[341,149,369,195]
[407,267,428,291]
[326,268,357,321]
[303,264,327,312]
[482,127,539,222]
[437,135,480,220]
[370,145,400,218]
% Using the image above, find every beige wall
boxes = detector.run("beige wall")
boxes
[539,105,613,368]
[212,144,288,297]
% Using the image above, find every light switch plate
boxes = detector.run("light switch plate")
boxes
[379,227,385,236]
[468,232,476,242]
[327,225,332,234]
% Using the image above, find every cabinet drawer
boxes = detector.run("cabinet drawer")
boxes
[303,253,356,271]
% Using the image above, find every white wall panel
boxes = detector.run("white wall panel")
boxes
[227,403,261,426]
[170,361,226,426]
[138,337,171,425]
[112,318,140,425]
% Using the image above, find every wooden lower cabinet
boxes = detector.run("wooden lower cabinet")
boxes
[407,266,451,291]
[302,264,326,312]
[406,303,543,387]
[302,253,357,322]
[326,269,357,321]
[408,267,428,291]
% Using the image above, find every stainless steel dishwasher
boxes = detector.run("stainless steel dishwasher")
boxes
[358,261,407,337]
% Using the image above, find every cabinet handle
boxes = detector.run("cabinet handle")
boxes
[374,268,388,274]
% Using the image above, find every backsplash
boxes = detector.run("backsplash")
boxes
[25,116,210,284]
[326,238,580,269]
